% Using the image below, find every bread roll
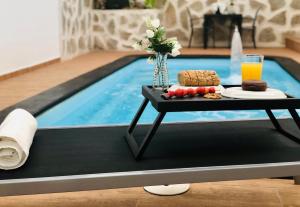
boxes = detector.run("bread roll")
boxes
[178,70,221,86]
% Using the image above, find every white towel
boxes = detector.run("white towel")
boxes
[0,109,37,170]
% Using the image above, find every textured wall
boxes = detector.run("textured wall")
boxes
[61,0,93,59]
[162,0,300,48]
[61,0,300,58]
[93,9,160,50]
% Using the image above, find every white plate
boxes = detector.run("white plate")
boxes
[221,87,287,99]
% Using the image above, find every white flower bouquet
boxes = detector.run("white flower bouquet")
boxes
[133,17,182,63]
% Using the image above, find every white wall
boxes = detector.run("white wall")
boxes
[0,0,60,76]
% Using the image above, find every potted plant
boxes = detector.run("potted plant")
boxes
[133,18,182,90]
[144,0,156,8]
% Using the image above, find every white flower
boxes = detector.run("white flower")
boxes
[150,19,160,28]
[165,38,182,56]
[165,37,182,50]
[147,57,154,64]
[141,38,151,50]
[132,42,142,50]
[173,41,182,50]
[145,17,152,28]
[171,49,180,57]
[146,30,155,38]
[145,17,160,29]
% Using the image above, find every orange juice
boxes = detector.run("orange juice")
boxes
[241,62,263,81]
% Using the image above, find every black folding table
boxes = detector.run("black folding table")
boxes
[125,85,300,160]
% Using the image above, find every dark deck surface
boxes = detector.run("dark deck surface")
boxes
[1,119,300,180]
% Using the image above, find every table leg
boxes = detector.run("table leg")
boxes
[228,22,234,48]
[136,112,166,160]
[265,109,300,144]
[294,176,300,185]
[128,98,149,133]
[266,109,283,131]
[203,22,208,49]
[288,109,300,129]
[125,98,166,160]
[238,19,242,39]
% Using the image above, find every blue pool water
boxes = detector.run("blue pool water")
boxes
[37,58,300,128]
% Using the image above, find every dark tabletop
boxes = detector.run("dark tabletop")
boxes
[142,85,300,112]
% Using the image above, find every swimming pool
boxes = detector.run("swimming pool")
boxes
[37,57,300,128]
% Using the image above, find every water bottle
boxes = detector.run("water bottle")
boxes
[227,0,236,14]
[230,26,243,83]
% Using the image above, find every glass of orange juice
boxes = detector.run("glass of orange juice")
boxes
[241,54,264,81]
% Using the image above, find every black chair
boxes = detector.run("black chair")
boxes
[242,7,262,48]
[105,0,129,9]
[94,0,106,9]
[187,8,215,48]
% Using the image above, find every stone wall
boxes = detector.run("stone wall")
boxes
[61,0,93,59]
[93,9,160,50]
[162,0,300,48]
[61,0,300,58]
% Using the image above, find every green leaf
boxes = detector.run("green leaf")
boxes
[153,27,165,41]
[144,0,156,8]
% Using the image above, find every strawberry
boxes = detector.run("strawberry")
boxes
[168,90,175,97]
[196,87,205,95]
[183,89,188,96]
[175,88,185,98]
[209,87,216,93]
[204,87,210,94]
[186,88,196,96]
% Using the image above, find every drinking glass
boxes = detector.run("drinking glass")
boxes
[241,54,264,81]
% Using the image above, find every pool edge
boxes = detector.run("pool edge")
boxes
[0,54,299,122]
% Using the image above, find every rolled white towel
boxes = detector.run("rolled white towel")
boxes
[0,109,37,170]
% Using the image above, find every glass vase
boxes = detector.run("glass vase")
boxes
[153,52,169,90]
